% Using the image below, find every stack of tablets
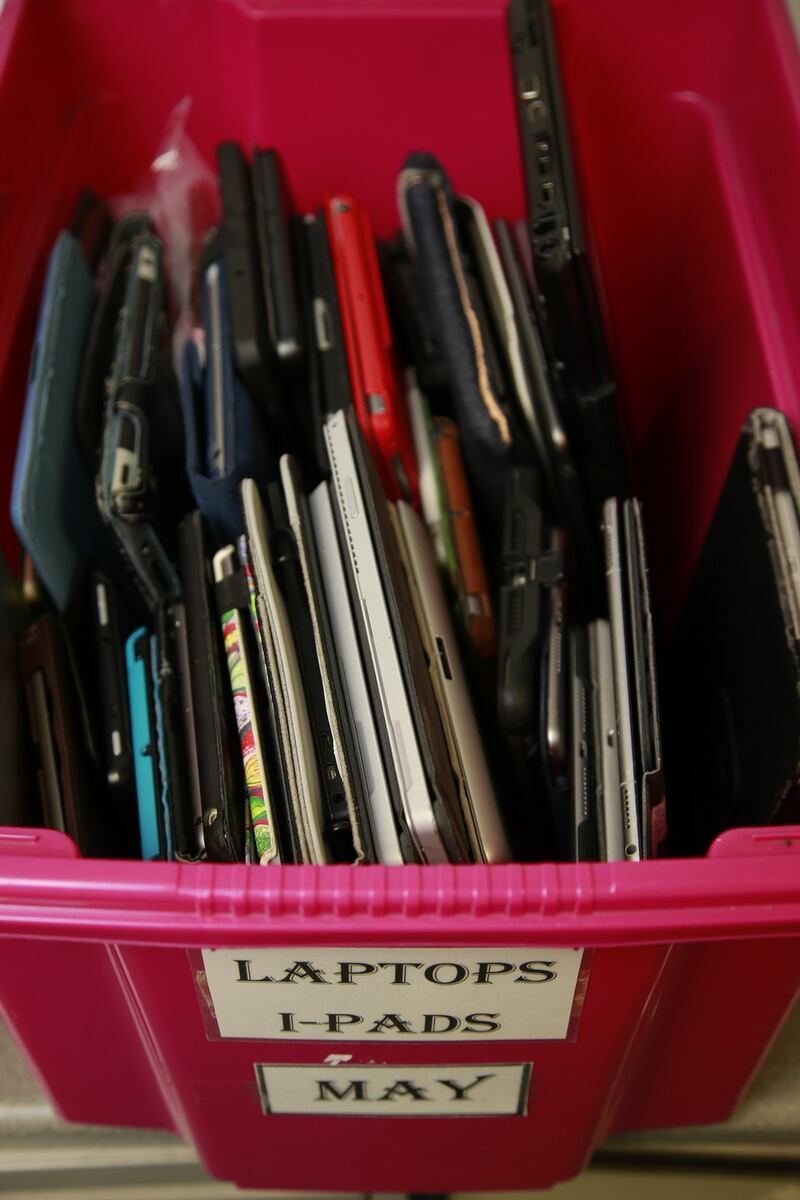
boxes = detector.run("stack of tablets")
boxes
[8,0,679,865]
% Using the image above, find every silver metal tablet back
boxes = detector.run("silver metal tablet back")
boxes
[589,618,624,861]
[396,500,511,864]
[602,498,642,861]
[323,410,447,864]
[309,481,404,864]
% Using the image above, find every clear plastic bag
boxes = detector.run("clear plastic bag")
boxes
[114,97,219,370]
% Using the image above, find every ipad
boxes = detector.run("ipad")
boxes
[623,499,665,857]
[216,144,272,397]
[347,407,470,861]
[602,498,642,860]
[241,478,329,863]
[456,196,540,449]
[269,478,350,855]
[305,209,353,415]
[76,212,152,475]
[395,500,510,863]
[378,234,450,398]
[495,216,598,602]
[238,531,305,864]
[326,195,420,508]
[433,416,496,662]
[507,0,629,506]
[542,546,570,858]
[178,510,246,863]
[672,407,800,845]
[153,605,198,861]
[20,615,108,855]
[96,233,182,611]
[497,466,561,737]
[91,571,136,825]
[213,545,281,865]
[755,409,800,629]
[588,618,624,862]
[323,409,457,864]
[203,259,227,477]
[569,625,598,861]
[545,559,568,795]
[125,626,171,861]
[405,367,456,580]
[170,596,206,857]
[278,455,366,862]
[397,157,523,537]
[11,232,105,611]
[253,148,303,365]
[25,668,64,834]
[309,481,405,865]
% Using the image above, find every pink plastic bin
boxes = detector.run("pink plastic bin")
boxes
[0,0,799,1191]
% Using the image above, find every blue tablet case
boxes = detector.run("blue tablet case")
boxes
[11,231,110,610]
[181,260,276,546]
[125,626,168,861]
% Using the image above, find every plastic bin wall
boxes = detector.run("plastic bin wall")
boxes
[0,0,798,1192]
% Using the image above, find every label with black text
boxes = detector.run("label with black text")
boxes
[255,1061,532,1116]
[200,946,583,1041]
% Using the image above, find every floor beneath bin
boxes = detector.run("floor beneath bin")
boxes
[0,1001,798,1196]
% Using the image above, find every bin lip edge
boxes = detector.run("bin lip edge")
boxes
[0,837,798,945]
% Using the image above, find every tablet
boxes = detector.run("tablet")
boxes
[602,498,642,860]
[395,500,510,863]
[323,409,455,863]
[309,481,405,864]
[241,478,329,863]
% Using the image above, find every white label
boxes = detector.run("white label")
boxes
[201,946,583,1041]
[254,1062,532,1116]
